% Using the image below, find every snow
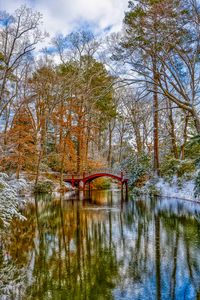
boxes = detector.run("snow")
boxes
[0,173,29,227]
[154,177,196,201]
[0,178,9,189]
[0,260,27,300]
[0,172,9,180]
[65,181,76,190]
[8,178,28,193]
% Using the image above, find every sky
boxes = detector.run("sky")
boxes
[0,0,129,44]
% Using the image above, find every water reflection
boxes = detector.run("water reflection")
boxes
[1,192,200,299]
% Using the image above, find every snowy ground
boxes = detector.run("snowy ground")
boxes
[151,177,198,202]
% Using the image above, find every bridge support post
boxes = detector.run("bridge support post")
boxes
[125,181,128,201]
[125,181,128,194]
[120,179,123,190]
[121,185,124,201]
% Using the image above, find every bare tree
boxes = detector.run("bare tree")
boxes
[0,6,45,116]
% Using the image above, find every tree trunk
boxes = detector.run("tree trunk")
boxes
[76,119,82,174]
[180,113,189,160]
[85,123,91,171]
[3,105,11,147]
[107,122,113,167]
[192,109,200,135]
[35,131,43,185]
[60,135,67,189]
[97,128,102,152]
[119,133,123,163]
[130,108,143,154]
[167,100,178,159]
[153,60,159,175]
[0,70,8,114]
[133,123,143,154]
[41,114,47,157]
[35,149,42,185]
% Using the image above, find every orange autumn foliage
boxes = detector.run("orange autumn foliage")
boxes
[0,107,36,177]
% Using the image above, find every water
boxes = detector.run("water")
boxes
[1,190,200,300]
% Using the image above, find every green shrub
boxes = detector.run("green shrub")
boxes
[160,157,195,180]
[177,160,195,177]
[147,184,160,196]
[160,157,180,178]
[121,153,151,186]
[34,180,54,194]
[185,135,200,160]
[47,154,61,172]
[0,176,9,191]
[194,171,200,198]
[195,157,200,168]
[0,183,5,191]
[39,162,50,172]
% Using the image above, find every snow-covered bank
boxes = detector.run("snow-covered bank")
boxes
[155,177,196,201]
[0,171,77,227]
[0,173,30,227]
[136,176,198,202]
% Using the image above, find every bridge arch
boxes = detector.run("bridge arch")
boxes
[64,169,128,191]
[83,173,123,184]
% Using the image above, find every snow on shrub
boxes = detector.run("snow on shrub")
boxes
[0,260,27,299]
[121,154,151,186]
[155,177,195,201]
[0,178,9,191]
[0,188,25,227]
[0,172,9,180]
[0,174,27,227]
[34,180,54,193]
[8,178,28,193]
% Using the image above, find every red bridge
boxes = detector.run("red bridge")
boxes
[64,168,128,192]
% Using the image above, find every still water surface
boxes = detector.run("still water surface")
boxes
[1,190,200,300]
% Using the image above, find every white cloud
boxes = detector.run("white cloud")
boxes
[0,0,129,46]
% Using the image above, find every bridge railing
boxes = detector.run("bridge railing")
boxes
[83,168,119,177]
[68,168,128,179]
[38,169,129,180]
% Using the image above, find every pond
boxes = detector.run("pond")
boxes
[1,190,200,300]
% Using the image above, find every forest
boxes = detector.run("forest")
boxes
[0,0,200,200]
[2,1,200,299]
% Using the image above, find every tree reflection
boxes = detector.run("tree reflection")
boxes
[1,193,200,299]
[155,215,161,300]
[20,194,119,300]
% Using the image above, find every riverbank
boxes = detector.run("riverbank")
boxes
[133,176,199,202]
[0,170,80,226]
[0,169,199,228]
[0,173,30,227]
